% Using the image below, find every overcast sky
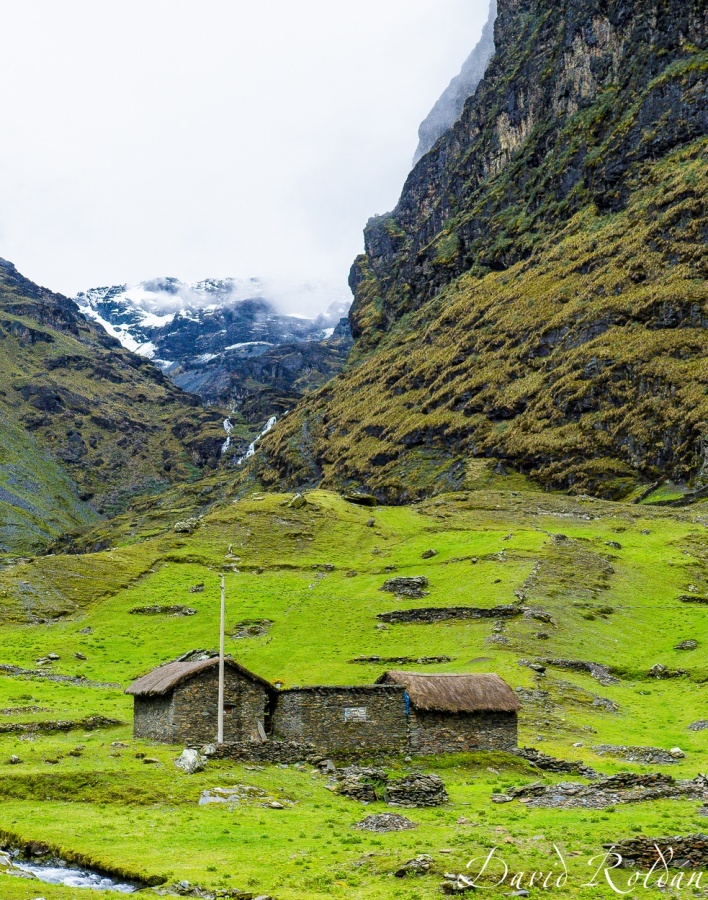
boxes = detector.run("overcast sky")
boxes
[0,1,490,313]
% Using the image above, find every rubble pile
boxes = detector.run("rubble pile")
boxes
[356,814,418,832]
[335,767,448,807]
[605,834,708,869]
[493,773,708,810]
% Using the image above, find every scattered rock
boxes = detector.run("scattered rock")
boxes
[288,493,307,509]
[9,755,22,764]
[174,518,200,534]
[380,576,430,598]
[441,874,475,894]
[394,855,433,877]
[675,640,698,650]
[129,605,196,617]
[78,627,92,635]
[594,744,684,765]
[175,749,206,774]
[189,583,205,594]
[648,663,687,679]
[421,549,438,559]
[356,814,417,832]
[605,541,622,550]
[201,744,217,757]
[525,658,618,686]
[528,663,546,674]
[143,757,160,765]
[679,595,708,604]
[232,619,272,639]
[47,653,60,661]
[365,519,376,527]
[74,652,87,660]
[689,721,708,732]
[669,747,686,759]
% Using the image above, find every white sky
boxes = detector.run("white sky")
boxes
[0,0,490,312]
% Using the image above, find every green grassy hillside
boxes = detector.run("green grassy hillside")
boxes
[0,411,97,556]
[0,487,706,898]
[0,258,230,552]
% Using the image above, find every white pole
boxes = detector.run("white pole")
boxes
[217,574,225,744]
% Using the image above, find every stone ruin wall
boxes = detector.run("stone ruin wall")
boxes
[408,709,518,755]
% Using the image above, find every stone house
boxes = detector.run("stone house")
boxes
[126,657,275,745]
[375,671,521,754]
[272,685,409,755]
[127,657,520,754]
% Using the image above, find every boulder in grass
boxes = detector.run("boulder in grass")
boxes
[395,854,433,877]
[175,749,206,774]
[380,576,430,598]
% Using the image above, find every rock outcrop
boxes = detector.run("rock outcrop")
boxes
[257,0,708,503]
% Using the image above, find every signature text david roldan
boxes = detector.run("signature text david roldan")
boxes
[456,845,705,894]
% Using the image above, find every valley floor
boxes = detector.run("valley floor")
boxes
[0,488,706,899]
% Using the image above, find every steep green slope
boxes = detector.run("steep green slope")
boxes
[0,258,227,540]
[256,0,707,501]
[0,488,706,898]
[0,411,96,556]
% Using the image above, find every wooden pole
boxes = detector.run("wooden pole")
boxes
[217,574,225,744]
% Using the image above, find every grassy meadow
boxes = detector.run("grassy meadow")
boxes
[0,487,706,899]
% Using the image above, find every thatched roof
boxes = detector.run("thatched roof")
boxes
[126,657,274,698]
[375,671,521,713]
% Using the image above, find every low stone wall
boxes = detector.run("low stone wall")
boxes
[607,834,708,869]
[211,740,318,765]
[513,747,598,778]
[378,605,521,624]
[408,709,517,755]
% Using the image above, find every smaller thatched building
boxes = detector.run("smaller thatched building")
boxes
[126,657,275,745]
[375,671,521,754]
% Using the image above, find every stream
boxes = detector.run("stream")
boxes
[14,858,138,893]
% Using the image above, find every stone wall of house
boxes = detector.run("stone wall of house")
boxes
[273,686,408,755]
[134,694,176,742]
[132,667,273,746]
[171,667,272,746]
[408,710,517,755]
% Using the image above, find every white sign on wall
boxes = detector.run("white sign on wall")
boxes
[344,707,368,723]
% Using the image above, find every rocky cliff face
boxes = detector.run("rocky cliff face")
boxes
[413,0,497,164]
[257,0,707,502]
[0,260,226,538]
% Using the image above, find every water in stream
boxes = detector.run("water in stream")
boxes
[14,859,138,893]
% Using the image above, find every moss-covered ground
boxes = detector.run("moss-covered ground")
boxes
[0,488,706,898]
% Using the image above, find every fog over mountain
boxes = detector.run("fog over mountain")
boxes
[414,0,497,164]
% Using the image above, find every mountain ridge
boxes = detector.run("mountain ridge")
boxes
[0,259,228,551]
[255,0,708,502]
[76,278,353,421]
